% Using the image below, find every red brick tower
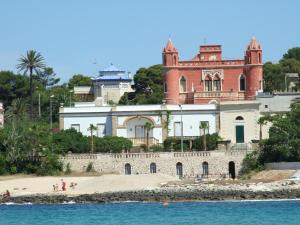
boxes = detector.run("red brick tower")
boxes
[245,37,263,99]
[163,39,180,104]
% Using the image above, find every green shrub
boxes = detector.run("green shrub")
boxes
[94,136,132,153]
[193,133,220,151]
[36,152,63,176]
[0,154,7,175]
[53,128,90,154]
[150,144,164,152]
[240,151,264,175]
[86,162,94,172]
[65,163,72,174]
[10,166,17,174]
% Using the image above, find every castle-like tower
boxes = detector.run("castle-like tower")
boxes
[162,37,263,104]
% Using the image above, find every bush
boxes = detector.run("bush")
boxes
[86,162,94,172]
[193,133,219,151]
[150,144,164,152]
[53,128,90,154]
[163,137,190,151]
[65,163,72,174]
[240,151,264,175]
[36,151,63,176]
[0,154,7,175]
[94,136,132,153]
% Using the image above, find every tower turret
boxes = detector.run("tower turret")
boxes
[162,39,179,66]
[162,39,180,104]
[245,37,263,99]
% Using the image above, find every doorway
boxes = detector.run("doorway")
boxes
[176,162,183,178]
[229,161,236,179]
[235,125,244,143]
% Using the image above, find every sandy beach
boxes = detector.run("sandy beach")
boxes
[0,174,178,197]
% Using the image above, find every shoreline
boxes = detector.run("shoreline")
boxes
[2,188,300,204]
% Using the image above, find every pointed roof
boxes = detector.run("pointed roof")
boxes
[163,38,177,52]
[247,36,261,50]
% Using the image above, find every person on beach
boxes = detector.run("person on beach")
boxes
[3,190,10,198]
[61,179,66,191]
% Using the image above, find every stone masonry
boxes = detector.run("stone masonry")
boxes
[62,150,250,178]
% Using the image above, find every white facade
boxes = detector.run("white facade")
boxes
[60,104,217,145]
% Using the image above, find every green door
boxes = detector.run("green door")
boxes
[236,125,244,143]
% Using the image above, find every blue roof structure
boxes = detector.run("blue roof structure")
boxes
[92,64,132,82]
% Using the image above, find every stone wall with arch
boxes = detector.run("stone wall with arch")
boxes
[62,150,249,179]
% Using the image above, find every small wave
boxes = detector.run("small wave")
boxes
[1,202,33,205]
[62,201,76,204]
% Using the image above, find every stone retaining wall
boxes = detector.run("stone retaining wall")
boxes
[62,150,250,178]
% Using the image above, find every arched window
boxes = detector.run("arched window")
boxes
[150,163,157,173]
[125,163,131,175]
[202,162,209,177]
[180,76,187,93]
[163,55,166,65]
[213,75,221,91]
[173,55,177,65]
[164,82,168,93]
[235,116,244,121]
[239,75,246,91]
[176,162,183,178]
[204,76,212,92]
[258,52,261,63]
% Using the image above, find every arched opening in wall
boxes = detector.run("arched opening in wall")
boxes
[176,162,183,178]
[213,75,221,91]
[228,161,236,179]
[163,55,166,65]
[180,76,187,93]
[164,82,168,93]
[125,117,154,139]
[239,75,246,91]
[125,163,131,175]
[235,116,244,143]
[235,116,244,121]
[204,76,212,92]
[150,162,157,173]
[258,52,261,63]
[173,55,177,65]
[202,161,209,177]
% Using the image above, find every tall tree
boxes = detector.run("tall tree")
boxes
[199,122,208,151]
[144,122,154,151]
[87,124,97,153]
[119,64,164,105]
[16,50,45,118]
[68,74,92,89]
[38,67,60,88]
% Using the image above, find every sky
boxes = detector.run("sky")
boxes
[0,0,300,83]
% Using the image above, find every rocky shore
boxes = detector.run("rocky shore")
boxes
[2,185,300,204]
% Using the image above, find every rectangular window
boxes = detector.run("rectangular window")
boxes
[97,124,106,137]
[213,80,221,91]
[205,80,212,91]
[199,121,209,135]
[71,124,80,132]
[174,122,182,137]
[135,126,145,138]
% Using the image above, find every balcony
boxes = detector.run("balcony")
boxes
[193,91,246,100]
[129,137,159,146]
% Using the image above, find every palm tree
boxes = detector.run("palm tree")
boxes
[144,122,154,151]
[258,114,271,141]
[88,124,97,153]
[16,50,45,119]
[199,122,208,151]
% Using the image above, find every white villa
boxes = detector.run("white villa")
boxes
[59,100,263,149]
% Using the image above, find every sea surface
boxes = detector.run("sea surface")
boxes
[1,200,300,225]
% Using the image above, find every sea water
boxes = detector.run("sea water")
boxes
[1,200,300,225]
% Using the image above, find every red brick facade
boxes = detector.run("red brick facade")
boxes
[162,37,263,104]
